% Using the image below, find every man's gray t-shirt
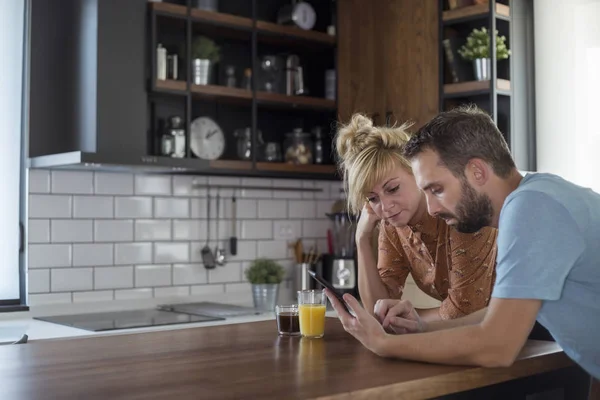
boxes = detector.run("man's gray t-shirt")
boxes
[493,172,600,379]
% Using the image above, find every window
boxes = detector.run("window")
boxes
[534,0,600,191]
[0,0,27,310]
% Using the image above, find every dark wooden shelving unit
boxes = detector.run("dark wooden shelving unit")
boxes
[443,3,510,23]
[438,0,513,148]
[148,1,338,180]
[443,78,511,97]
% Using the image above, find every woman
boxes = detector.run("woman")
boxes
[335,113,497,323]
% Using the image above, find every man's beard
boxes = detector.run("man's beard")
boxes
[438,180,493,233]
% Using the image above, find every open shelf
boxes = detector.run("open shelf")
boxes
[151,2,187,18]
[256,92,336,110]
[256,162,336,174]
[209,160,253,170]
[256,21,336,47]
[155,79,186,93]
[150,2,334,46]
[443,3,510,24]
[443,79,511,97]
[191,8,252,30]
[191,84,252,102]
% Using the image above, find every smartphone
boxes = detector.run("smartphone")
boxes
[307,270,351,314]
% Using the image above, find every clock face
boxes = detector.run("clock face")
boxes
[190,117,225,160]
[292,2,316,30]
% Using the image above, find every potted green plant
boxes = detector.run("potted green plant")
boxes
[458,27,510,81]
[245,258,286,311]
[191,36,221,85]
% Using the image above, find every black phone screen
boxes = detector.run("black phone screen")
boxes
[307,270,351,313]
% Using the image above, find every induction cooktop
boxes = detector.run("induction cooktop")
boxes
[34,309,224,332]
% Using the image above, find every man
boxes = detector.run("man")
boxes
[325,106,600,381]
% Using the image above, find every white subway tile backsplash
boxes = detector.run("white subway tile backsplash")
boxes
[316,200,332,219]
[28,219,50,243]
[191,284,224,296]
[28,293,72,306]
[273,180,302,199]
[207,176,240,197]
[73,243,113,266]
[115,197,153,219]
[29,170,51,193]
[155,198,189,218]
[135,264,172,287]
[73,196,113,218]
[214,240,255,263]
[208,263,242,283]
[154,286,190,298]
[51,220,93,243]
[154,243,189,264]
[173,219,205,241]
[173,263,207,285]
[94,220,134,242]
[234,199,257,219]
[135,175,171,195]
[301,180,316,200]
[190,198,207,219]
[28,244,71,268]
[73,291,114,303]
[95,266,134,290]
[135,220,171,241]
[173,175,207,196]
[225,282,252,293]
[27,171,335,306]
[52,171,94,194]
[241,178,272,198]
[302,219,329,238]
[94,172,134,195]
[28,269,50,293]
[29,195,72,218]
[256,240,289,259]
[114,288,153,300]
[258,200,287,219]
[241,220,272,239]
[288,200,316,219]
[51,268,93,292]
[314,181,331,200]
[115,243,152,265]
[329,181,343,200]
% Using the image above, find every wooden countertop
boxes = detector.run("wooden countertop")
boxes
[0,318,574,400]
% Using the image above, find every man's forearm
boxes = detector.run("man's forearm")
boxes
[424,307,487,332]
[377,323,509,367]
[357,237,390,314]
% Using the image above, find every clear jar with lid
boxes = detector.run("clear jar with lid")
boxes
[283,128,313,165]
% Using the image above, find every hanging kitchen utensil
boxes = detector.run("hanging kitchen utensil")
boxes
[215,192,226,266]
[201,191,216,269]
[229,193,237,255]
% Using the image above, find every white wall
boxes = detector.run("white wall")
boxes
[535,0,600,191]
[0,0,25,300]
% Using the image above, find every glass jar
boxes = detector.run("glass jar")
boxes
[283,128,313,165]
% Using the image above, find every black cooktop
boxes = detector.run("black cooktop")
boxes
[35,309,224,332]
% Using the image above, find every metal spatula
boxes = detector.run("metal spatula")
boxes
[202,192,216,269]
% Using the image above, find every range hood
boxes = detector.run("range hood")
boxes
[27,0,195,173]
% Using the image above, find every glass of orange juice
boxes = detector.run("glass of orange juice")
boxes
[297,289,327,339]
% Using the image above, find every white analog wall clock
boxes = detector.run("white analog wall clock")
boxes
[190,116,225,160]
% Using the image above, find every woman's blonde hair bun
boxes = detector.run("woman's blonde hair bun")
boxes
[334,113,414,214]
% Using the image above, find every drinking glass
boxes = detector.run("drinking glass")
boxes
[297,289,326,339]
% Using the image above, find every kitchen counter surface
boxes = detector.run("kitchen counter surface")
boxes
[0,318,579,400]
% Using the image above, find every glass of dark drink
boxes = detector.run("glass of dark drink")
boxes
[275,305,300,336]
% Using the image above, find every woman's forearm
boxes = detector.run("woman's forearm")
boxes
[357,238,390,315]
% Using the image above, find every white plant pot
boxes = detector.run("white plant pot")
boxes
[473,58,491,81]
